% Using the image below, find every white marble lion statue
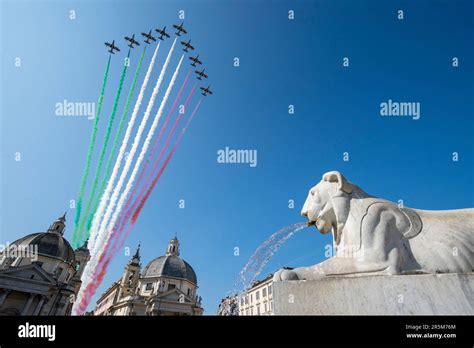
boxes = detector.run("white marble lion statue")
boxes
[274,171,474,281]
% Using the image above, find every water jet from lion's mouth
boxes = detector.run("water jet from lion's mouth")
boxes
[234,222,307,292]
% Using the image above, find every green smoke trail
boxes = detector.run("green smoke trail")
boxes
[83,47,148,235]
[73,55,111,246]
[75,49,133,247]
[83,47,148,239]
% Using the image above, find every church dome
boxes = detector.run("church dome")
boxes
[142,237,197,285]
[11,213,75,263]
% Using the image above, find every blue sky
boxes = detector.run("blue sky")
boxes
[1,0,473,313]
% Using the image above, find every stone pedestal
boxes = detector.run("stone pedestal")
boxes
[273,273,473,315]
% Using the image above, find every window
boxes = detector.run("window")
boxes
[268,285,272,295]
[168,284,176,290]
[245,296,248,305]
[256,290,260,300]
[241,298,244,306]
[187,288,191,295]
[257,306,260,315]
[262,288,267,297]
[250,293,253,302]
[145,283,153,291]
[264,303,267,312]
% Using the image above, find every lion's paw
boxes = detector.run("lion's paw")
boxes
[273,268,300,282]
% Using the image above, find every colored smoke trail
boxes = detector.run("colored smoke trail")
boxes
[101,72,192,264]
[132,98,203,225]
[123,69,191,215]
[73,55,111,246]
[92,38,176,257]
[74,43,160,315]
[130,84,197,224]
[84,47,147,236]
[236,222,307,291]
[87,43,160,255]
[76,44,181,314]
[75,49,131,247]
[106,53,185,252]
[91,98,203,297]
[120,82,196,238]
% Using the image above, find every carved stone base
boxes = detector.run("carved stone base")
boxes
[273,273,473,315]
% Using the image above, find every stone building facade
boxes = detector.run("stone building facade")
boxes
[94,236,203,316]
[238,274,274,316]
[0,214,90,315]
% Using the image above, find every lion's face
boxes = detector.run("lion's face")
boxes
[301,181,336,234]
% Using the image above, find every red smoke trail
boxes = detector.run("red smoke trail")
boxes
[77,99,203,312]
[95,73,192,272]
[132,98,203,224]
[129,83,198,217]
[93,87,199,282]
[123,69,191,215]
[111,83,197,245]
[99,83,197,262]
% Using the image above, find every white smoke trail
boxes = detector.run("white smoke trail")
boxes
[89,54,186,278]
[107,54,185,235]
[87,43,160,252]
[73,44,160,314]
[75,39,179,311]
[91,37,177,259]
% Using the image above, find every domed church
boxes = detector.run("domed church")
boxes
[0,213,90,315]
[94,236,203,316]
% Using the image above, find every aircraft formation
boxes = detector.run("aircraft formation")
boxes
[104,22,212,96]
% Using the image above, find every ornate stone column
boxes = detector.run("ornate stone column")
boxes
[0,289,12,307]
[32,295,46,315]
[21,294,35,315]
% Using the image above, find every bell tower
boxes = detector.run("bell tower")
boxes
[74,239,90,279]
[47,212,67,235]
[120,244,141,297]
[166,235,180,256]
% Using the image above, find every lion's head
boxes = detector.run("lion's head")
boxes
[301,171,363,244]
